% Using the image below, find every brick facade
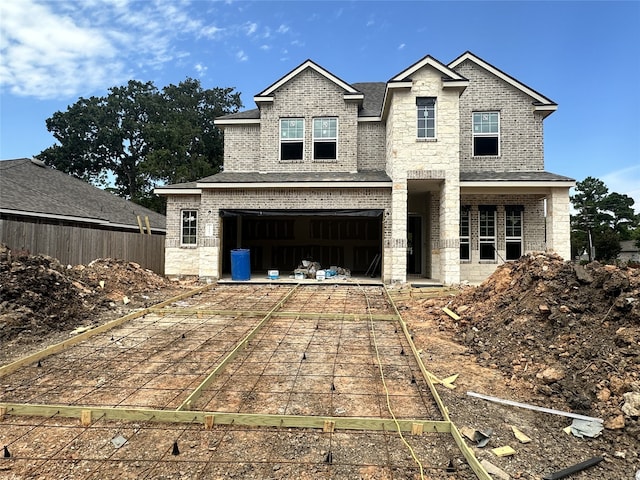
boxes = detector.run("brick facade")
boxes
[160,53,573,285]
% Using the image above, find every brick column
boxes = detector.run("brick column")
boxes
[389,178,408,283]
[546,187,571,260]
[439,175,460,285]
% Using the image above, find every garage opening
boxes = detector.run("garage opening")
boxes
[221,209,382,278]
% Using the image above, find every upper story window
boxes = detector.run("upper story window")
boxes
[181,210,198,246]
[313,117,337,160]
[473,112,499,156]
[280,118,304,161]
[417,97,436,139]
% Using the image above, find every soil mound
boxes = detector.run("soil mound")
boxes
[428,253,639,431]
[0,244,177,345]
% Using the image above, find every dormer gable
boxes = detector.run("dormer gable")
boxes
[380,54,469,119]
[253,59,364,105]
[448,51,557,117]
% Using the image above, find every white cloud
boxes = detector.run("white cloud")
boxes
[601,164,640,213]
[194,63,207,75]
[245,22,258,36]
[0,0,212,99]
[277,24,289,34]
[236,50,248,62]
[398,43,406,50]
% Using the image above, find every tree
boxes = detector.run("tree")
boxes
[571,176,638,262]
[37,79,242,212]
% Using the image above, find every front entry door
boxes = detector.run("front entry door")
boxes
[407,216,422,275]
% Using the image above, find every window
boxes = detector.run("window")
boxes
[280,118,304,160]
[313,117,337,160]
[417,97,436,139]
[505,206,524,260]
[460,207,470,261]
[473,112,499,156]
[181,210,198,246]
[479,206,496,260]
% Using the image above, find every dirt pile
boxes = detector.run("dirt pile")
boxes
[0,244,179,346]
[424,253,639,433]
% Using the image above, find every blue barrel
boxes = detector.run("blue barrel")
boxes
[230,249,250,281]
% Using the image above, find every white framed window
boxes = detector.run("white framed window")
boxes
[505,206,524,260]
[479,206,496,260]
[181,210,198,246]
[473,112,499,156]
[460,207,470,261]
[417,97,436,139]
[313,117,337,160]
[280,118,304,161]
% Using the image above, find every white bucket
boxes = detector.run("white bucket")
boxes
[316,270,325,281]
[268,269,279,279]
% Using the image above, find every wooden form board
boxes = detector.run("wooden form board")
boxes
[0,402,451,433]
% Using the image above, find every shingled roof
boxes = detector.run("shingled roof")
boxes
[0,158,165,232]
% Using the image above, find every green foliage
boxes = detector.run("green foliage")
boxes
[37,79,242,212]
[570,176,638,261]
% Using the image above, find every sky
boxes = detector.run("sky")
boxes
[1,0,639,209]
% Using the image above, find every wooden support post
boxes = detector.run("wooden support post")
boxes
[81,410,92,427]
[136,215,144,234]
[411,422,424,435]
[204,414,215,430]
[144,216,151,235]
[0,406,6,420]
[323,420,335,433]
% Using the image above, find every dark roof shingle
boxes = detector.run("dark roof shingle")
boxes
[0,158,166,231]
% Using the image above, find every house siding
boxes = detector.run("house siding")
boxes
[223,125,260,172]
[454,60,545,172]
[258,68,359,173]
[357,122,386,171]
[161,54,572,285]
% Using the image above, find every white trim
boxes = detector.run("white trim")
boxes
[196,182,392,189]
[461,181,575,189]
[253,96,274,103]
[257,60,361,97]
[386,81,413,89]
[358,117,382,122]
[180,209,198,247]
[449,52,556,106]
[391,55,466,82]
[154,188,202,195]
[214,118,260,126]
[343,93,365,101]
[442,80,469,89]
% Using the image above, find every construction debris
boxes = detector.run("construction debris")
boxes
[542,456,604,480]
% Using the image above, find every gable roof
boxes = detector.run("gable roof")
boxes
[254,59,364,103]
[0,158,166,232]
[448,51,557,112]
[390,54,468,84]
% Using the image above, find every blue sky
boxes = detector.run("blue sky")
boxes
[1,0,639,209]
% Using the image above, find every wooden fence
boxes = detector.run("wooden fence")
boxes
[0,218,165,274]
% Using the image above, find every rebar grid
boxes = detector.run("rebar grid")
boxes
[1,417,477,479]
[0,284,486,479]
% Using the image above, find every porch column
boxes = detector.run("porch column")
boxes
[439,175,460,285]
[546,187,571,260]
[388,178,408,284]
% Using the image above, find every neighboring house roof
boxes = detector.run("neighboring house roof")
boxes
[0,158,166,232]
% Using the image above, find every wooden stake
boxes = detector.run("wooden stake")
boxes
[411,422,424,435]
[0,406,6,420]
[204,414,215,430]
[323,420,335,432]
[81,410,92,427]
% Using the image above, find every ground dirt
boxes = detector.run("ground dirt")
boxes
[1,245,638,479]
